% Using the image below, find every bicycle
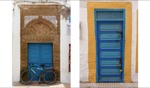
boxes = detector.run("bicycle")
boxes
[20,63,57,85]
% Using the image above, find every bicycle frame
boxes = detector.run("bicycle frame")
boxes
[28,64,46,81]
[20,64,56,84]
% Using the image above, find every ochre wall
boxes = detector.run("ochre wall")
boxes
[87,2,132,83]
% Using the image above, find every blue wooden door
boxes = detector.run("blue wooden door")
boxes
[28,43,53,81]
[95,9,125,82]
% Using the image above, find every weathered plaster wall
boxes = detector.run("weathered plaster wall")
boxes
[12,3,21,82]
[60,17,70,83]
[14,0,66,4]
[80,0,138,82]
[131,1,138,82]
[80,8,88,82]
[14,0,70,7]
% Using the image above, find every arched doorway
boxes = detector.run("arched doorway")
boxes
[21,18,60,81]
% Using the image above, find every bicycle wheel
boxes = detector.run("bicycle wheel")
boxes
[20,70,32,84]
[43,71,57,84]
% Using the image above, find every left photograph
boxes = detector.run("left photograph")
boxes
[12,0,71,87]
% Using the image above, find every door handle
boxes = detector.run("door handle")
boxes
[119,58,123,72]
[120,69,123,72]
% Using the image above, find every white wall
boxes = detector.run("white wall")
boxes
[12,3,21,82]
[80,0,138,82]
[131,1,138,82]
[14,0,70,7]
[12,3,70,83]
[60,16,71,83]
[15,0,66,4]
[80,8,88,82]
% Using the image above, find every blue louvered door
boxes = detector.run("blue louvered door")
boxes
[28,43,53,81]
[95,9,125,82]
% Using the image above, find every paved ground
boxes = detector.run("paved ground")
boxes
[13,82,70,88]
[13,82,138,88]
[80,83,138,88]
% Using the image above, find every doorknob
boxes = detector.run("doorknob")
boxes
[119,59,123,72]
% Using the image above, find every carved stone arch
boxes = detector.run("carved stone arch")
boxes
[25,18,56,30]
[21,18,60,81]
[22,18,57,36]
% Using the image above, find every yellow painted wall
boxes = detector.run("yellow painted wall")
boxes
[87,2,132,83]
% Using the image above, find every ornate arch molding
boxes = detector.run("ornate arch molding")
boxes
[21,18,58,42]
[22,18,57,36]
[25,18,57,31]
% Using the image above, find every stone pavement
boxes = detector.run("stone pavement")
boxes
[13,82,70,88]
[13,82,138,88]
[80,83,138,88]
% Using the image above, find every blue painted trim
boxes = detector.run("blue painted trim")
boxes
[94,10,99,83]
[100,74,122,76]
[98,81,123,83]
[99,66,121,69]
[122,9,126,82]
[99,31,123,33]
[99,49,121,51]
[96,19,124,21]
[94,9,125,83]
[95,9,125,11]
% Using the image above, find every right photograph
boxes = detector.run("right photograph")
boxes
[80,0,138,87]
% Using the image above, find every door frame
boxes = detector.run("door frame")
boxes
[87,2,132,83]
[20,4,60,81]
[94,9,125,82]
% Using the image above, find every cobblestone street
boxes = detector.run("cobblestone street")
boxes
[80,83,138,88]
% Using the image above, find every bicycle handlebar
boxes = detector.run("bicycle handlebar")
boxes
[28,63,53,70]
[29,63,33,66]
[29,63,44,67]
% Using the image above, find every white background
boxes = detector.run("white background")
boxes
[0,0,149,87]
[0,1,12,87]
[139,1,150,87]
[71,1,79,87]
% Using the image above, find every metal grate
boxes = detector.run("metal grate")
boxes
[42,16,57,27]
[24,16,38,28]
[96,11,123,20]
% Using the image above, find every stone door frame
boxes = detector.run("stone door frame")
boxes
[19,4,61,80]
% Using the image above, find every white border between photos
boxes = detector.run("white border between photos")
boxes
[71,0,80,87]
[0,1,12,87]
[139,1,150,87]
